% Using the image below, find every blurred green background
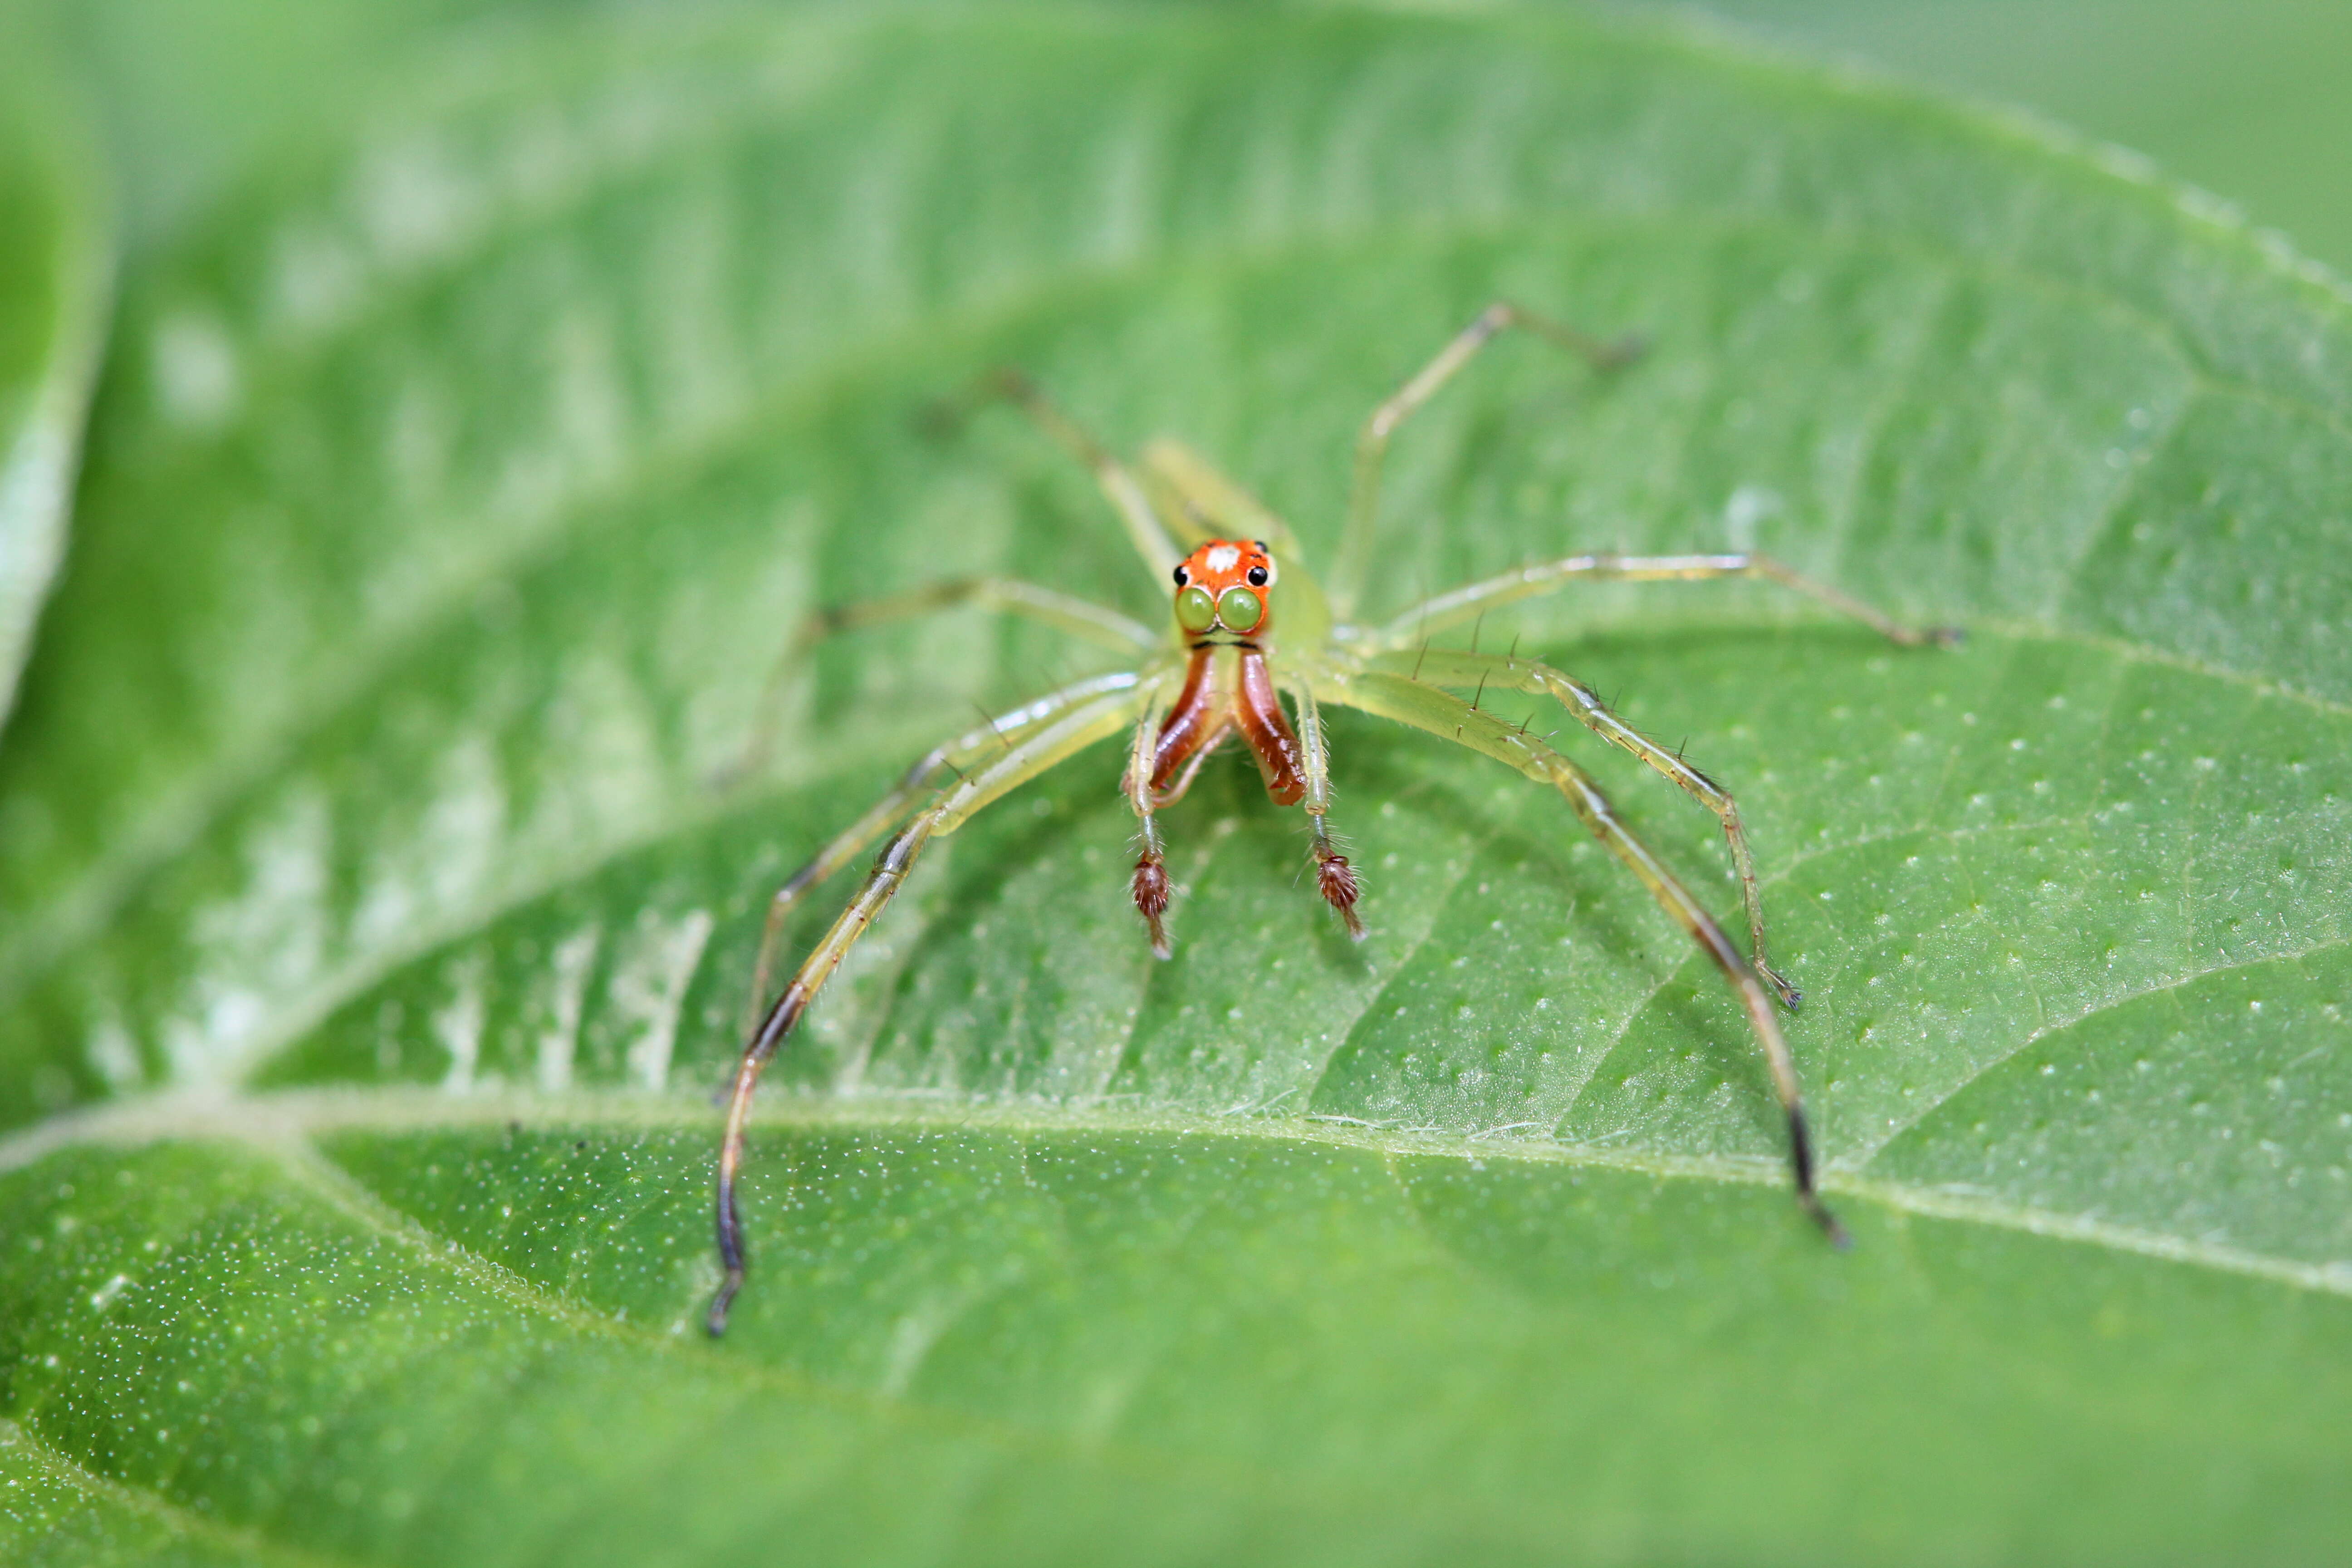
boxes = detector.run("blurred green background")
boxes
[1640,0,2352,270]
[8,0,2352,274]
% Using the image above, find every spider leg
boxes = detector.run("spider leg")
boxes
[740,669,1151,1035]
[1123,646,1242,950]
[1137,438,1304,554]
[1281,676,1366,938]
[1368,552,1963,652]
[1122,689,1179,956]
[1329,300,1643,620]
[710,675,1162,1336]
[1378,647,1799,1007]
[968,367,1186,580]
[718,575,1159,789]
[1314,666,1847,1245]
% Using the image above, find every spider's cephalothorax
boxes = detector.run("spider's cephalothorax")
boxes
[1132,537,1345,956]
[705,303,1960,1335]
[1170,538,1276,643]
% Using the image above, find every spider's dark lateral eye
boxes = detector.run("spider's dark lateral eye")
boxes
[1172,565,1190,586]
[1245,565,1269,587]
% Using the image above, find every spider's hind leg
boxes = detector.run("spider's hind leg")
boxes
[1331,300,1644,617]
[945,366,1187,581]
[717,577,1157,792]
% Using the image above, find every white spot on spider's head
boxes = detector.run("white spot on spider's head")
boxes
[1205,544,1240,573]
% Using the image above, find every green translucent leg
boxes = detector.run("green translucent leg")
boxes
[1328,301,1643,622]
[718,576,1161,789]
[969,367,1186,581]
[1377,646,1799,1009]
[740,668,1155,1035]
[1280,676,1365,938]
[710,675,1162,1337]
[1370,551,1964,652]
[1313,665,1847,1245]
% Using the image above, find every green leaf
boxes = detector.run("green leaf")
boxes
[4,4,2350,1562]
[0,53,111,734]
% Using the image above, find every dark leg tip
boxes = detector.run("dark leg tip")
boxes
[1760,961,1802,1012]
[706,1274,741,1338]
[912,396,970,443]
[1931,626,1967,649]
[1601,332,1649,370]
[1798,1189,1852,1250]
[704,756,751,794]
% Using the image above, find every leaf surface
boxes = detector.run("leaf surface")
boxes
[0,54,110,733]
[2,5,2349,1563]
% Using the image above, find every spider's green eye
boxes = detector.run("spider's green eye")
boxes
[1175,584,1218,632]
[1217,586,1264,632]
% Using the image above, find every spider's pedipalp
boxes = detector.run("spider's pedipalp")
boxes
[1281,676,1368,940]
[1123,683,1182,956]
[1131,851,1173,957]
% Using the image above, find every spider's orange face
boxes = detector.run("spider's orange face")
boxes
[1170,539,1276,641]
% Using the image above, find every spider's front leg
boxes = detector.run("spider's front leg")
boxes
[709,676,1160,1336]
[735,670,1148,1035]
[1379,647,1801,1008]
[1318,666,1848,1244]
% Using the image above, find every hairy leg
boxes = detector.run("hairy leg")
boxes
[740,668,1153,1034]
[962,367,1186,581]
[1370,551,1962,653]
[1376,646,1798,1007]
[709,676,1162,1335]
[1315,665,1846,1243]
[719,575,1159,789]
[1328,301,1642,620]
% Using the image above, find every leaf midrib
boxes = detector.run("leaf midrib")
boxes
[5,1083,2346,1302]
[10,1124,1656,1558]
